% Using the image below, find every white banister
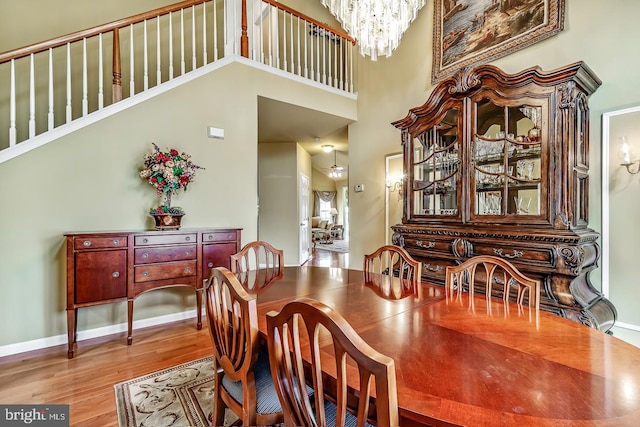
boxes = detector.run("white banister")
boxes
[0,0,356,160]
[180,9,185,75]
[202,2,208,64]
[156,18,162,84]
[66,43,72,123]
[29,54,36,138]
[9,60,16,146]
[192,6,197,70]
[98,35,104,109]
[130,24,135,95]
[82,39,88,117]
[48,49,54,129]
[169,11,174,79]
[143,20,149,91]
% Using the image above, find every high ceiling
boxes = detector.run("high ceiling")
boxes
[257,97,351,176]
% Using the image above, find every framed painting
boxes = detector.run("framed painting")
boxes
[432,0,565,83]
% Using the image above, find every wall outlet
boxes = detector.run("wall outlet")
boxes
[354,184,364,192]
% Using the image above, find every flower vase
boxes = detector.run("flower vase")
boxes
[149,191,185,230]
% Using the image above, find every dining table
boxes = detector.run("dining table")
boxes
[240,265,640,427]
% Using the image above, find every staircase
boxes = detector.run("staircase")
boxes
[0,0,356,164]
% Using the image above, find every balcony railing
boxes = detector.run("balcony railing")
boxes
[0,0,356,161]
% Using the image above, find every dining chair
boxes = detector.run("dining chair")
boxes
[364,245,422,294]
[445,255,541,309]
[231,240,284,291]
[266,297,399,427]
[205,267,284,426]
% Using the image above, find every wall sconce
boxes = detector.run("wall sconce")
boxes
[619,136,640,174]
[386,176,404,200]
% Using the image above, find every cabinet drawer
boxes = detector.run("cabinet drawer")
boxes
[135,233,197,246]
[404,236,452,257]
[74,236,127,250]
[135,245,197,264]
[202,231,237,242]
[134,261,197,282]
[471,242,555,268]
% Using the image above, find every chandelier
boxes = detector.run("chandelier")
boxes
[321,0,426,60]
[328,150,345,178]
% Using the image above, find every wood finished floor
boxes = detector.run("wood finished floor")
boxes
[0,249,348,426]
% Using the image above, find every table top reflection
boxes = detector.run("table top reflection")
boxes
[242,266,640,427]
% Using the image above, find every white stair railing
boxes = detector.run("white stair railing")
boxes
[0,0,356,162]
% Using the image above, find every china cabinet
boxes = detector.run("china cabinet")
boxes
[391,62,616,332]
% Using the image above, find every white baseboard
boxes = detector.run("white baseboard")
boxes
[614,321,640,332]
[0,309,198,358]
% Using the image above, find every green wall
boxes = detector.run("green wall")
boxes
[2,0,640,351]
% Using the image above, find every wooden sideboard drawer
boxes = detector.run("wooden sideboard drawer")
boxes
[134,260,197,283]
[74,236,127,250]
[134,245,197,264]
[203,231,237,242]
[134,233,197,246]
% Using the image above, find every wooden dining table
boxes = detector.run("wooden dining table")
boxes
[242,266,640,427]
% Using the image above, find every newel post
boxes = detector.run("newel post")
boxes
[241,0,248,58]
[112,27,122,102]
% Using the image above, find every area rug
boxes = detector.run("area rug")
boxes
[316,239,349,253]
[114,357,238,427]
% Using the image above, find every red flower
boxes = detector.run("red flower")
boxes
[170,149,179,157]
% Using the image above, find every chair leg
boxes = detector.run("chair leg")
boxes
[212,379,226,427]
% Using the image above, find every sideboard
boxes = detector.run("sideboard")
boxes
[65,228,242,358]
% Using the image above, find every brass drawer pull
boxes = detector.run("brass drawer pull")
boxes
[493,248,523,259]
[83,240,91,247]
[112,272,120,278]
[424,263,443,272]
[227,234,233,239]
[142,271,149,277]
[185,236,191,241]
[142,253,149,259]
[417,241,435,249]
[207,262,214,268]
[143,238,149,243]
[207,235,213,240]
[113,239,120,245]
[185,267,192,273]
[185,250,191,256]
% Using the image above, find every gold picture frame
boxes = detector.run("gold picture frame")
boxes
[432,0,565,83]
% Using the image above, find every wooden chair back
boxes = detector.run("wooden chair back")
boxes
[231,240,284,290]
[364,245,422,294]
[445,255,540,309]
[205,267,283,426]
[266,298,399,427]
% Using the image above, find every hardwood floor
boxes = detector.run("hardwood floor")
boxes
[0,248,349,426]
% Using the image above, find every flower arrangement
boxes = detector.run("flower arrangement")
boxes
[140,143,204,216]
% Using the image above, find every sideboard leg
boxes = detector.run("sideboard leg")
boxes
[196,288,203,330]
[127,299,134,345]
[66,308,77,358]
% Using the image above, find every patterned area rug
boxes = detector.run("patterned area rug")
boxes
[114,357,238,427]
[316,239,349,253]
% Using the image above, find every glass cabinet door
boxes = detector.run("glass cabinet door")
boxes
[412,108,460,217]
[473,99,543,218]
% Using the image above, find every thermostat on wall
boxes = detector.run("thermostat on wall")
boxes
[207,126,225,139]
